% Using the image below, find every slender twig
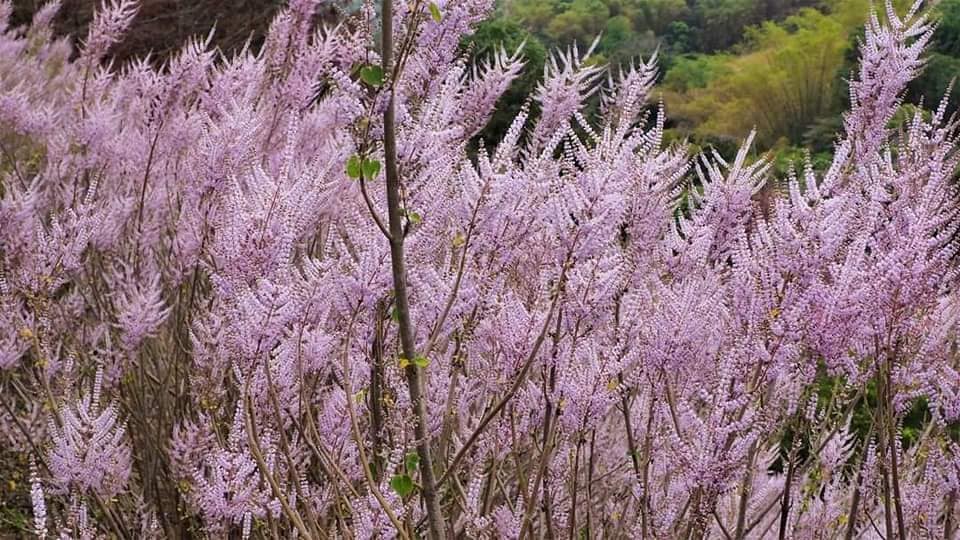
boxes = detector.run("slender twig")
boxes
[586,430,597,538]
[359,176,391,240]
[261,356,321,536]
[778,433,798,540]
[0,139,27,190]
[945,489,957,540]
[437,265,567,487]
[243,384,313,539]
[422,184,485,359]
[884,356,907,540]
[380,0,445,535]
[339,316,411,539]
[568,438,582,540]
[734,441,757,539]
[369,299,388,480]
[844,472,864,540]
[133,119,166,272]
[714,509,734,540]
[520,327,561,540]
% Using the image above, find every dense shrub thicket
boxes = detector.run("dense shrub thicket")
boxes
[1,0,959,538]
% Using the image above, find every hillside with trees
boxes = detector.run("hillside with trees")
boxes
[467,0,960,171]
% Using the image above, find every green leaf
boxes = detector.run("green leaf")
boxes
[390,309,400,323]
[362,158,381,180]
[404,452,420,473]
[359,65,384,87]
[428,2,442,22]
[398,357,411,369]
[407,211,422,225]
[413,355,429,368]
[346,155,362,179]
[390,474,415,498]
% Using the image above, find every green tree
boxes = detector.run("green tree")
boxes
[906,53,960,113]
[694,0,760,51]
[935,0,960,56]
[662,54,732,92]
[632,0,691,35]
[664,21,697,53]
[545,0,611,43]
[904,0,960,114]
[667,6,855,147]
[505,0,560,37]
[600,15,634,52]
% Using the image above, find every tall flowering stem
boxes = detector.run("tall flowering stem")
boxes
[381,0,447,537]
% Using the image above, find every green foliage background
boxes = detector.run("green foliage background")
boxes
[465,0,960,170]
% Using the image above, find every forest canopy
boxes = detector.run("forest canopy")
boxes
[467,0,960,168]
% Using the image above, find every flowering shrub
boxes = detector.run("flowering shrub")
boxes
[1,0,959,538]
